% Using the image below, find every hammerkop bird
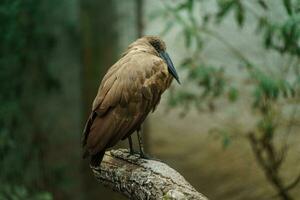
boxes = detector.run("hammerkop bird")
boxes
[82,36,180,167]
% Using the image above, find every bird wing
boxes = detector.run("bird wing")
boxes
[82,52,172,156]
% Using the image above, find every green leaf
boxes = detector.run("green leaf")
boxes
[183,28,192,48]
[168,90,196,109]
[203,14,211,25]
[283,0,292,15]
[256,17,267,33]
[235,1,245,27]
[187,0,194,12]
[253,86,262,108]
[175,2,188,11]
[257,0,268,10]
[175,0,194,12]
[222,134,231,148]
[180,57,193,68]
[258,117,275,138]
[264,26,273,48]
[33,192,53,200]
[228,87,239,102]
[216,0,236,22]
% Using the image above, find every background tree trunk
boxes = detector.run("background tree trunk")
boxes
[80,0,119,120]
[79,1,122,199]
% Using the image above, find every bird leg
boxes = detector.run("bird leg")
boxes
[137,130,149,159]
[137,130,162,162]
[128,136,135,155]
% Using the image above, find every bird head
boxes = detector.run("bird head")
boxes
[144,36,180,84]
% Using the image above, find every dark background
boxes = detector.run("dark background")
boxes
[1,0,299,200]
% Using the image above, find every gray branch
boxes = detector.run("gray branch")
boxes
[91,149,208,200]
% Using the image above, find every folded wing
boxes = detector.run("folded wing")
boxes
[82,52,172,157]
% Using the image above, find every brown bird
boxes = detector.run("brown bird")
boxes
[82,36,180,167]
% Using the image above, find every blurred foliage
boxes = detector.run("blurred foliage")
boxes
[0,0,70,198]
[0,185,52,200]
[157,0,300,199]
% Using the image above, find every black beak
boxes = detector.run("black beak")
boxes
[159,51,180,84]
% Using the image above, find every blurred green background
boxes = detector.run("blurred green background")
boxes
[0,0,299,200]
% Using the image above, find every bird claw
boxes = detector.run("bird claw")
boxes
[129,150,139,156]
[127,149,140,157]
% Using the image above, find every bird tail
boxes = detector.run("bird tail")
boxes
[82,113,106,167]
[90,150,105,167]
[82,112,96,148]
[82,112,98,160]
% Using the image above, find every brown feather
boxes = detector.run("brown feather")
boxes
[82,36,174,166]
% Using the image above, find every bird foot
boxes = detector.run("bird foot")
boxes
[129,150,140,156]
[128,148,162,162]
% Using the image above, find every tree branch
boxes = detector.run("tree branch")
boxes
[285,172,300,192]
[90,149,208,200]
